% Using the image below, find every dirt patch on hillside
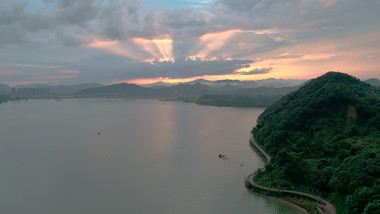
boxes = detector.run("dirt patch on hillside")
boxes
[347,104,357,119]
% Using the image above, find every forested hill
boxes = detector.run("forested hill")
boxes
[251,72,380,214]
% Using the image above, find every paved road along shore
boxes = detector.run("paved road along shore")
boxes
[247,134,336,214]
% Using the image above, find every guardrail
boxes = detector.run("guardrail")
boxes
[247,134,336,214]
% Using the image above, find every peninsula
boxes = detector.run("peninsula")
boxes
[247,72,380,214]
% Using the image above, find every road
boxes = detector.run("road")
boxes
[247,134,336,214]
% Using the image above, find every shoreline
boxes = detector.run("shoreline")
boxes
[269,196,310,214]
[247,134,312,213]
[246,134,334,214]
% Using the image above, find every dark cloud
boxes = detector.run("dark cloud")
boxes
[55,0,99,26]
[72,53,253,82]
[0,0,379,84]
[1,0,379,46]
[55,26,92,46]
[0,62,76,83]
[159,8,210,38]
[0,25,27,46]
[96,1,142,40]
[214,0,380,31]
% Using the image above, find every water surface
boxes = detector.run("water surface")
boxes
[0,99,305,214]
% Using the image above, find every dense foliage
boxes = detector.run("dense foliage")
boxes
[252,72,380,213]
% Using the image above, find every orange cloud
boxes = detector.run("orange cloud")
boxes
[86,39,118,48]
[189,29,241,58]
[115,76,201,85]
[86,37,174,63]
[133,37,174,62]
[86,38,147,60]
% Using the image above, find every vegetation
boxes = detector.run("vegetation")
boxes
[0,94,10,103]
[196,94,282,107]
[74,81,300,107]
[194,86,300,107]
[251,72,380,213]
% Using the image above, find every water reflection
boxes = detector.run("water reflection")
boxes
[0,99,305,214]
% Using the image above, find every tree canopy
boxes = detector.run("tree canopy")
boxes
[252,72,380,213]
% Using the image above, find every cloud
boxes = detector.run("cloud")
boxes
[189,29,240,58]
[0,62,79,85]
[70,53,253,82]
[96,1,142,40]
[234,67,273,75]
[55,25,92,46]
[55,0,99,26]
[0,0,380,85]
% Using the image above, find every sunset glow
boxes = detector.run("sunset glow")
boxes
[189,29,240,58]
[86,38,147,60]
[86,39,119,48]
[0,0,378,85]
[117,77,199,85]
[133,38,174,62]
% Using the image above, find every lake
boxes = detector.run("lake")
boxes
[0,99,306,214]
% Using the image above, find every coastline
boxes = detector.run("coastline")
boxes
[246,134,334,214]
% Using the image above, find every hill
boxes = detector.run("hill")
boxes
[195,86,300,107]
[251,72,380,214]
[49,83,103,95]
[364,78,380,86]
[75,83,156,98]
[196,94,282,108]
[75,81,299,107]
[0,83,10,93]
[75,82,213,99]
[142,78,306,88]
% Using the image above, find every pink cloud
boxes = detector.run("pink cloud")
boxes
[61,69,80,74]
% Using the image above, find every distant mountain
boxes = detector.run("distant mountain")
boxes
[0,83,10,94]
[160,82,212,98]
[74,81,303,107]
[75,83,156,98]
[11,83,103,95]
[254,78,306,88]
[186,78,214,85]
[364,78,380,86]
[215,79,242,84]
[252,72,380,214]
[196,94,282,108]
[233,86,300,96]
[50,83,103,95]
[195,86,300,107]
[75,82,215,100]
[142,78,306,89]
[142,81,176,88]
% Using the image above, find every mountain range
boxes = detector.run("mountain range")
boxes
[2,77,379,107]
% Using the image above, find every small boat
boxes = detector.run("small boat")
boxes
[218,154,228,160]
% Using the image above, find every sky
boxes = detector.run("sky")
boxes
[0,0,379,86]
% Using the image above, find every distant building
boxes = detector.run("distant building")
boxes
[10,87,50,98]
